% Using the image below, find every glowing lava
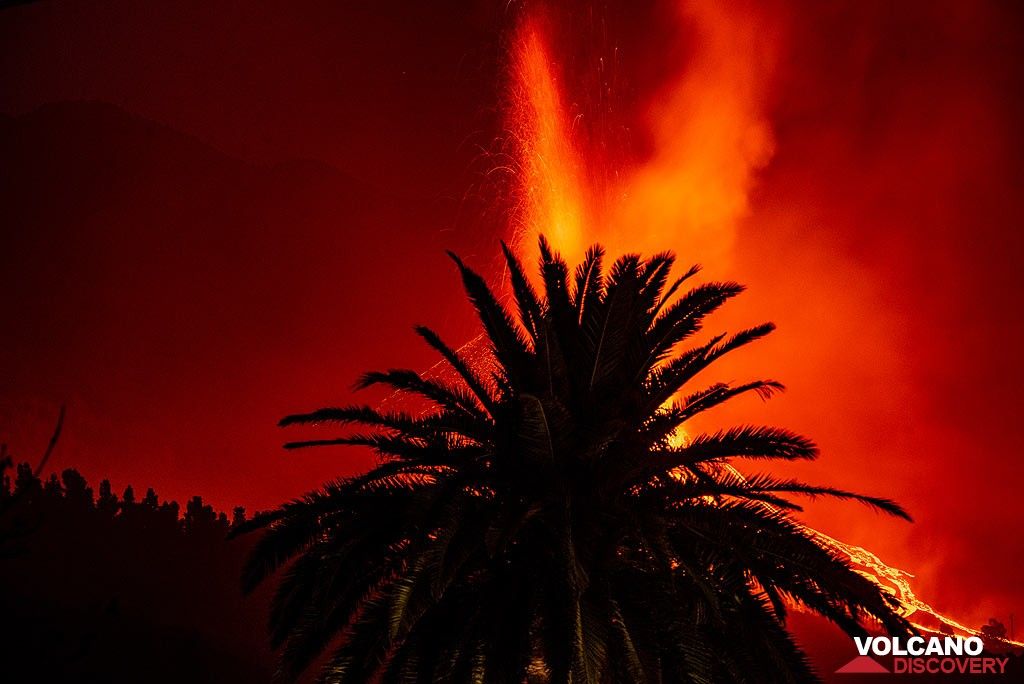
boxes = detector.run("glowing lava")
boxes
[508,2,775,271]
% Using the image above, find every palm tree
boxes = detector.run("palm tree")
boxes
[236,239,913,683]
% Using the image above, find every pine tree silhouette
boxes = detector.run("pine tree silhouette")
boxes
[0,456,267,682]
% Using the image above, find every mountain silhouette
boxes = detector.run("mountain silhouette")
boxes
[0,100,478,511]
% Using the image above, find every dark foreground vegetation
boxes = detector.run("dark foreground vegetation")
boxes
[0,456,272,683]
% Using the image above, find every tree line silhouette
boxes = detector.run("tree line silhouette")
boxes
[1,458,246,539]
[0,453,273,683]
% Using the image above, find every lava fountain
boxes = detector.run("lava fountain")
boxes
[509,1,776,271]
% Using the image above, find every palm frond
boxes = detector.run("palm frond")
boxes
[448,250,533,383]
[572,244,605,324]
[643,322,776,411]
[619,426,817,489]
[415,326,498,415]
[501,240,545,342]
[356,369,489,421]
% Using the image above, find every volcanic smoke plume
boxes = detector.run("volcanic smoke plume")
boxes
[502,0,1024,639]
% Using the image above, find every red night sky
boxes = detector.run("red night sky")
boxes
[1,0,1023,641]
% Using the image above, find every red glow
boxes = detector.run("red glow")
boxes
[1,0,1022,640]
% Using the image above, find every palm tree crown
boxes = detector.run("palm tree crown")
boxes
[237,239,912,683]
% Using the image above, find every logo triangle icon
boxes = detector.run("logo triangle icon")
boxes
[836,655,890,674]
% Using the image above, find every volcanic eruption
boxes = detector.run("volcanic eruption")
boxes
[500,0,1021,647]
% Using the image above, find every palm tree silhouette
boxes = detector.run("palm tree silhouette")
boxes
[237,239,913,683]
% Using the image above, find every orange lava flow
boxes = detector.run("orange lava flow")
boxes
[718,463,1023,645]
[503,3,1022,647]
